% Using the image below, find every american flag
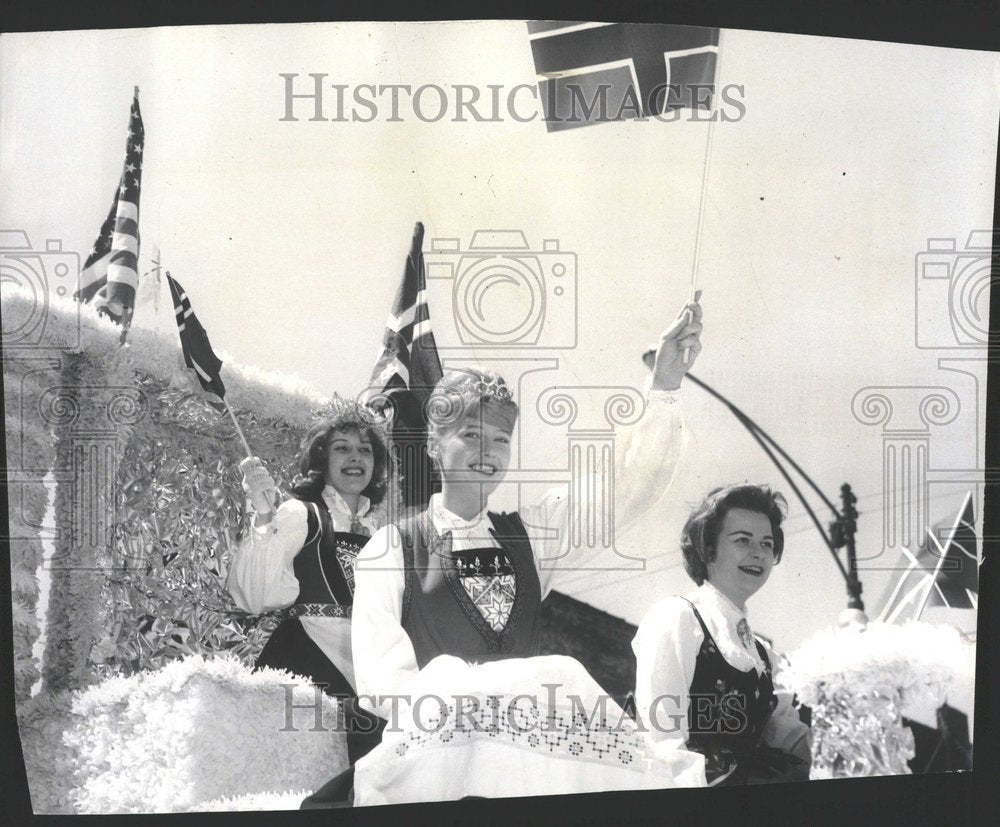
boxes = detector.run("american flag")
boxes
[74,88,144,322]
[877,491,979,623]
[166,273,226,406]
[528,21,719,132]
[362,222,443,508]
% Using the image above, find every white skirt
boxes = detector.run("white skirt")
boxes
[354,654,706,805]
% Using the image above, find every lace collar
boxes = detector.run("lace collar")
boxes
[321,484,372,525]
[689,582,767,675]
[429,493,491,539]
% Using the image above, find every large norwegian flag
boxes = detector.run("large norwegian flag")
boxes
[74,88,144,322]
[362,222,443,508]
[528,21,720,132]
[877,491,980,624]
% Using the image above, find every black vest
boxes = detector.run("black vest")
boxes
[398,509,542,668]
[682,600,777,784]
[289,498,369,619]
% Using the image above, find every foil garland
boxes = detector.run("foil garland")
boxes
[807,684,915,778]
[95,372,304,678]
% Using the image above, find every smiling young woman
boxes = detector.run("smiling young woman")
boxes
[308,296,707,805]
[632,484,812,786]
[227,397,397,763]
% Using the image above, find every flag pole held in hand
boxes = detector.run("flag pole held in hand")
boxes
[222,398,254,458]
[681,288,701,366]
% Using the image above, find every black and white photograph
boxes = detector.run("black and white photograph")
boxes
[1,5,996,820]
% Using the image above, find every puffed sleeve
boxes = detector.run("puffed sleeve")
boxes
[523,389,689,598]
[632,597,703,746]
[352,524,420,721]
[226,498,308,614]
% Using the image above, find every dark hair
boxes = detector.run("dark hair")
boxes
[680,484,787,585]
[290,406,392,505]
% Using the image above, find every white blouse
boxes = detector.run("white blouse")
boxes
[631,582,784,747]
[353,390,688,719]
[226,484,379,691]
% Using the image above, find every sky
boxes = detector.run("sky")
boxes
[1,21,997,651]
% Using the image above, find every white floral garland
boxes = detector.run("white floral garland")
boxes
[778,621,975,778]
[17,655,346,814]
[4,340,60,702]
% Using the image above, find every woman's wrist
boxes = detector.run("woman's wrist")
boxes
[646,386,681,403]
[649,375,682,393]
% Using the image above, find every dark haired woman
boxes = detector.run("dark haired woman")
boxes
[227,397,397,762]
[632,484,812,786]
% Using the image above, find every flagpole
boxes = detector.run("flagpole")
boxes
[223,397,254,458]
[119,306,134,345]
[914,490,972,621]
[682,28,724,366]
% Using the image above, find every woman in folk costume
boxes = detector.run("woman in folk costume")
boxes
[315,296,708,805]
[631,484,812,786]
[227,397,399,762]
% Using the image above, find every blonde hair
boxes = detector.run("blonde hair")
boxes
[425,368,518,451]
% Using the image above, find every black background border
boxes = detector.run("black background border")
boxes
[1,1,997,824]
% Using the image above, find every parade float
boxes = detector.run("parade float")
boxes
[4,285,976,813]
[6,286,351,812]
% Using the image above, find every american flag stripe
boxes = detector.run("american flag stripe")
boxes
[74,181,122,304]
[110,233,139,255]
[113,200,139,222]
[75,253,112,303]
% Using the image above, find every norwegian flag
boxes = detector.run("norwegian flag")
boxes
[528,21,719,132]
[74,88,144,322]
[166,273,226,406]
[362,222,443,508]
[877,491,980,623]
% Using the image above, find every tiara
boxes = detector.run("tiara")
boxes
[312,393,391,439]
[471,375,513,403]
